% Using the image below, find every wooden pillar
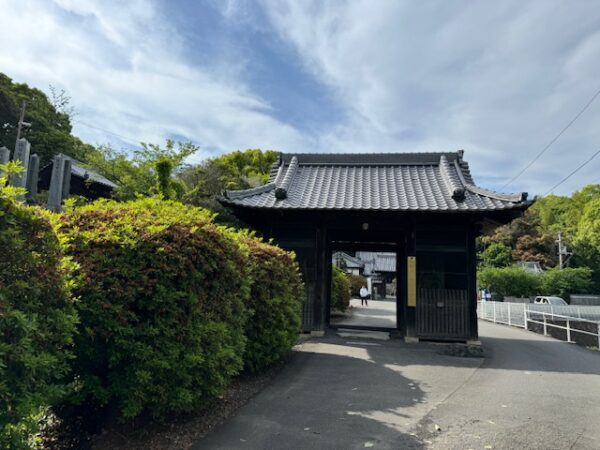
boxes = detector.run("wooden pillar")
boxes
[324,230,332,327]
[396,238,407,336]
[466,224,479,341]
[404,221,417,339]
[313,224,328,332]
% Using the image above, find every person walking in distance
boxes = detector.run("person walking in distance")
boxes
[360,285,369,307]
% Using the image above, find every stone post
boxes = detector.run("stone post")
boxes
[25,153,40,204]
[0,146,9,165]
[0,146,9,179]
[48,154,65,211]
[62,158,72,200]
[10,138,31,190]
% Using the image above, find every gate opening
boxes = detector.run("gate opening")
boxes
[329,248,397,330]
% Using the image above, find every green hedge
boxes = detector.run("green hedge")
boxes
[478,266,540,298]
[60,199,251,419]
[331,266,351,311]
[0,197,77,449]
[478,265,595,302]
[59,198,303,420]
[241,237,304,373]
[539,267,593,301]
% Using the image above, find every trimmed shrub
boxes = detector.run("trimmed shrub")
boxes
[478,266,540,299]
[540,267,593,301]
[59,198,250,420]
[331,266,351,311]
[348,274,368,297]
[0,197,77,449]
[240,237,304,373]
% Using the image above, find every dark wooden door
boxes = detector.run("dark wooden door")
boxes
[416,288,470,339]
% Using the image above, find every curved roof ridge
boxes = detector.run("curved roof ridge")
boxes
[272,162,286,186]
[465,183,528,203]
[439,155,465,200]
[224,182,275,200]
[275,156,298,199]
[451,159,527,202]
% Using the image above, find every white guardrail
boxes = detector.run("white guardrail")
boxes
[477,301,600,348]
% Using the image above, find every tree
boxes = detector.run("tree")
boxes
[572,196,600,291]
[482,210,557,268]
[0,73,93,164]
[532,194,576,237]
[83,140,198,200]
[180,149,277,222]
[480,242,512,268]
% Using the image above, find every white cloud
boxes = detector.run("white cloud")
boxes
[259,0,600,195]
[2,0,600,194]
[0,0,308,162]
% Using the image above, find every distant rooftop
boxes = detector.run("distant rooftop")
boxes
[41,153,118,189]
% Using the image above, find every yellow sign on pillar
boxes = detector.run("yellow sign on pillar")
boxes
[407,256,416,307]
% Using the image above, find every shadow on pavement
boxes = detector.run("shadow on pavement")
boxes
[196,343,426,450]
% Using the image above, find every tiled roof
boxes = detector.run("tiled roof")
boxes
[221,151,528,212]
[357,252,397,274]
[67,155,118,189]
[42,153,118,189]
[332,251,365,269]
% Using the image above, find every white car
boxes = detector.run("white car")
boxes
[533,296,567,305]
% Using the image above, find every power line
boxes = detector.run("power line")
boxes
[502,85,600,189]
[73,119,141,147]
[543,148,600,196]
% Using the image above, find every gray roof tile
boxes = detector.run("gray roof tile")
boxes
[221,152,528,212]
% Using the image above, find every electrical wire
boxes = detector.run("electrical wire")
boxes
[543,148,600,196]
[502,85,600,189]
[73,119,141,146]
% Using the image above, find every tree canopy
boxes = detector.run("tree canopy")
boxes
[0,73,94,164]
[179,149,278,221]
[480,183,600,293]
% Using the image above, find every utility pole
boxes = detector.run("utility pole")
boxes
[556,231,572,269]
[14,101,31,150]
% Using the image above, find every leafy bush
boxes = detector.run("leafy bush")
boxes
[240,237,304,373]
[478,266,540,299]
[539,267,593,301]
[0,196,77,449]
[348,274,368,297]
[59,198,251,420]
[331,266,351,311]
[480,242,512,268]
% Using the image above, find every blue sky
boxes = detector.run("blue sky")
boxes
[1,0,600,196]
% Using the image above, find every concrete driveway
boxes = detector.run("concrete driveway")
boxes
[332,298,397,328]
[196,321,600,450]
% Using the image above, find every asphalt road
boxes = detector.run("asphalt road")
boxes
[196,321,600,450]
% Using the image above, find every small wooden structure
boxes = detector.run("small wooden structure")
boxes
[39,153,117,200]
[221,151,530,341]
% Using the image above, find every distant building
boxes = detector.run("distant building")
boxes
[332,251,365,275]
[517,261,544,274]
[39,153,117,200]
[356,251,397,299]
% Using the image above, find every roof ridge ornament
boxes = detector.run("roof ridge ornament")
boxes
[439,155,466,201]
[452,159,527,203]
[275,156,298,200]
